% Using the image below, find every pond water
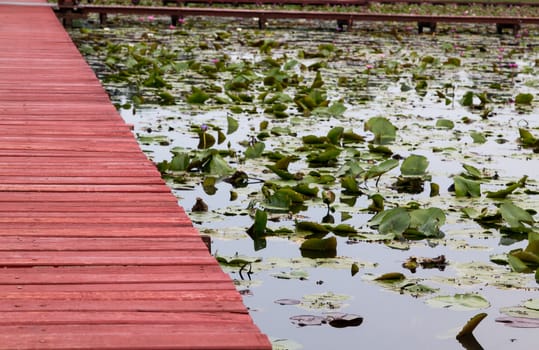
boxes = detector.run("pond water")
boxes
[68,14,538,350]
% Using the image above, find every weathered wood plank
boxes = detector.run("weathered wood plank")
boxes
[0,331,271,350]
[0,299,248,312]
[0,237,208,251]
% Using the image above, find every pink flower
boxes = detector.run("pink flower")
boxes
[366,64,374,70]
[509,63,518,69]
[147,15,155,21]
[169,25,176,29]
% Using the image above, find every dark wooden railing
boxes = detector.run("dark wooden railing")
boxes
[55,0,539,33]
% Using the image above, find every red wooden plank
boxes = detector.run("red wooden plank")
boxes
[0,202,183,212]
[0,310,255,325]
[0,226,200,238]
[0,331,271,350]
[0,299,248,312]
[0,192,184,202]
[0,290,243,302]
[0,237,208,251]
[0,282,238,293]
[0,184,171,192]
[0,251,217,266]
[0,176,165,185]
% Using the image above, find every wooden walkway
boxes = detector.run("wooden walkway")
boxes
[56,0,539,32]
[0,1,271,349]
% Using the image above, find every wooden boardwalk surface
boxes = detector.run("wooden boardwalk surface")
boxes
[0,1,271,349]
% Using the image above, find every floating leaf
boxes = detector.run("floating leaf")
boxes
[486,176,527,199]
[202,176,217,195]
[400,154,429,177]
[266,165,296,180]
[227,115,239,134]
[169,153,189,171]
[157,91,175,105]
[524,298,539,311]
[497,305,539,328]
[507,254,532,273]
[462,164,482,180]
[327,126,344,145]
[307,148,341,166]
[223,170,249,188]
[247,209,267,238]
[341,176,363,195]
[515,93,533,105]
[300,292,349,310]
[245,142,265,159]
[407,208,446,238]
[519,128,538,147]
[272,269,309,280]
[300,236,337,252]
[368,194,385,212]
[375,207,411,239]
[456,312,487,338]
[327,314,363,328]
[331,224,357,235]
[444,57,461,66]
[364,117,397,144]
[364,159,399,183]
[425,293,490,311]
[400,283,438,296]
[374,272,406,282]
[454,175,481,197]
[275,299,301,306]
[207,153,234,176]
[187,87,210,104]
[197,132,216,149]
[500,202,535,229]
[289,315,326,326]
[296,221,330,235]
[351,263,359,276]
[293,183,319,197]
[435,119,454,129]
[470,131,487,144]
[460,91,474,107]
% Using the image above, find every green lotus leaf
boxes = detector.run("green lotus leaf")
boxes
[375,207,411,239]
[364,159,399,183]
[470,131,487,144]
[300,236,337,252]
[374,272,406,282]
[515,93,533,105]
[245,142,265,159]
[187,87,210,104]
[454,175,481,197]
[436,119,454,129]
[364,117,397,144]
[426,293,490,311]
[400,154,429,177]
[457,313,487,339]
[500,202,535,229]
[227,115,239,134]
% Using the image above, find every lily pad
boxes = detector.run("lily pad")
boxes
[400,154,429,177]
[364,117,397,144]
[425,293,490,311]
[300,236,337,253]
[453,175,481,198]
